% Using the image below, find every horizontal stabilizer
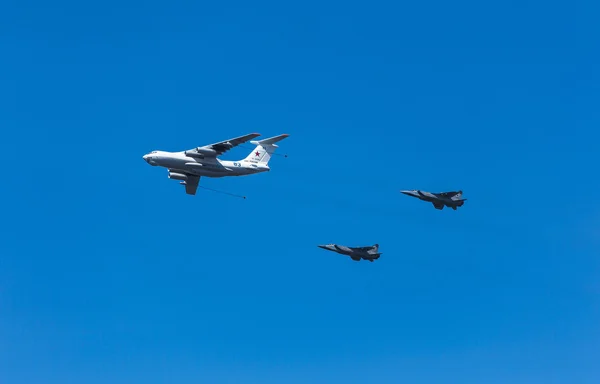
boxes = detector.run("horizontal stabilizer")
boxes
[250,134,289,147]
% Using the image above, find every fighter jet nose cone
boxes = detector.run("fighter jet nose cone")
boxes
[400,190,411,195]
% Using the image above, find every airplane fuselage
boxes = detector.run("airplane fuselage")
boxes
[319,244,353,255]
[143,151,269,178]
[401,190,463,208]
[318,244,381,261]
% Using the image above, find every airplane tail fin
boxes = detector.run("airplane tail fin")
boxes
[243,134,289,165]
[370,244,379,253]
[451,190,464,200]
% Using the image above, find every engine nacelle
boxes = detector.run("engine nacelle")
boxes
[195,147,217,156]
[168,172,187,181]
[185,151,205,158]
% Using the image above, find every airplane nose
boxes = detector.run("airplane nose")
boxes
[400,190,412,196]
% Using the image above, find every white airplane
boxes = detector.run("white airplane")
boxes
[143,133,289,195]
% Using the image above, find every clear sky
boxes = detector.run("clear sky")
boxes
[1,1,598,383]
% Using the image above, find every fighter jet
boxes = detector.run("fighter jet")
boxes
[317,243,381,262]
[143,133,289,195]
[400,189,466,210]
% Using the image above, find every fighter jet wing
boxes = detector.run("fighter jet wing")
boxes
[185,133,261,158]
[433,202,444,209]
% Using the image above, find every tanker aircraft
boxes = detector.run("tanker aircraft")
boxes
[143,133,289,195]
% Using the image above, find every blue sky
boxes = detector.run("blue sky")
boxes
[1,0,598,382]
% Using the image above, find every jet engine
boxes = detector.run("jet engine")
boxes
[185,150,205,158]
[194,147,217,156]
[168,172,187,181]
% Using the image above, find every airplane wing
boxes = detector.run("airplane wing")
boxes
[169,169,200,195]
[433,202,444,209]
[185,133,261,158]
[183,175,200,195]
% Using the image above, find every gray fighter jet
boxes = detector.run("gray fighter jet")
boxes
[401,189,466,210]
[317,243,381,262]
